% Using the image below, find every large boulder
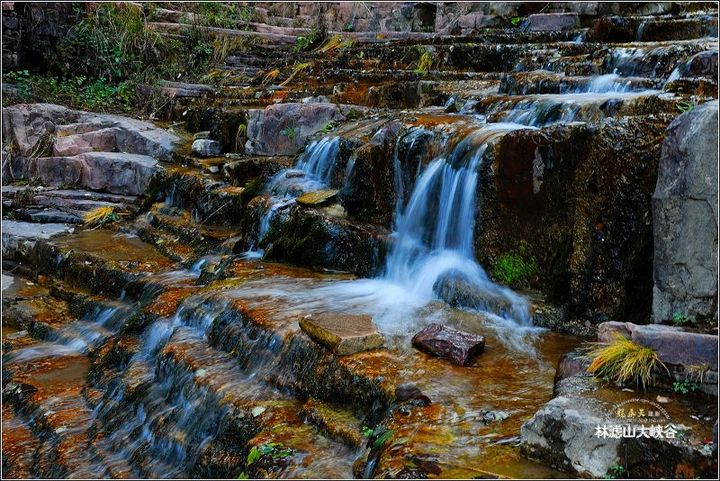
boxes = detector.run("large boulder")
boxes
[652,100,718,323]
[2,103,179,161]
[521,13,580,32]
[10,152,159,196]
[521,373,717,478]
[244,103,347,156]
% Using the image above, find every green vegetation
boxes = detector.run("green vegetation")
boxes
[2,3,239,113]
[672,311,691,326]
[586,334,667,389]
[672,379,700,394]
[319,121,335,133]
[280,126,298,140]
[676,100,696,113]
[293,27,321,53]
[413,47,434,75]
[510,16,523,26]
[246,443,293,466]
[372,428,394,449]
[606,464,627,479]
[361,425,374,437]
[492,247,538,287]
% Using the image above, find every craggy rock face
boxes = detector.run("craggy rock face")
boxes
[245,103,347,156]
[477,116,670,333]
[652,100,719,324]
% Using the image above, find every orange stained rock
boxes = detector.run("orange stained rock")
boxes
[146,287,198,318]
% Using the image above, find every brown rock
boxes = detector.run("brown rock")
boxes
[299,313,384,355]
[411,323,485,366]
[296,189,339,207]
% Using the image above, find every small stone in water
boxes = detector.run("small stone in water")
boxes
[656,395,670,403]
[411,323,485,366]
[195,368,207,378]
[251,406,266,417]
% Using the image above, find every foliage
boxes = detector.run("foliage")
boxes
[246,443,293,466]
[492,247,538,286]
[84,206,119,227]
[361,425,374,437]
[586,334,667,389]
[510,16,523,27]
[606,464,626,479]
[4,72,136,112]
[672,379,700,394]
[413,47,434,75]
[280,126,298,140]
[293,28,321,53]
[372,428,394,449]
[672,312,691,326]
[319,122,335,133]
[676,100,695,113]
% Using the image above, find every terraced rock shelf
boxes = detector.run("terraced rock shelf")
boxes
[2,2,718,479]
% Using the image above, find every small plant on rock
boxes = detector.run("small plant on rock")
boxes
[676,100,695,113]
[672,379,700,394]
[280,126,298,140]
[492,247,538,287]
[586,334,668,389]
[606,463,626,479]
[672,312,691,326]
[413,47,434,75]
[83,206,119,227]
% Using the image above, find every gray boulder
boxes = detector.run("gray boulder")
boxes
[521,13,580,32]
[192,139,223,157]
[652,100,718,323]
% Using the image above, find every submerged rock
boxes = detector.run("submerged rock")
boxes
[411,323,485,366]
[432,270,512,315]
[652,100,718,324]
[299,313,384,355]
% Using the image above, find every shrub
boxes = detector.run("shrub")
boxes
[586,334,667,389]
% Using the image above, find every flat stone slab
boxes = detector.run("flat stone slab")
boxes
[412,323,485,366]
[299,312,384,355]
[598,321,718,367]
[2,220,73,241]
[296,189,339,207]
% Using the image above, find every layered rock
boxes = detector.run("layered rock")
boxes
[652,100,718,324]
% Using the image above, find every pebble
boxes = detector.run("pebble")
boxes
[656,395,670,403]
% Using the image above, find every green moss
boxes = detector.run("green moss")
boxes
[492,247,538,287]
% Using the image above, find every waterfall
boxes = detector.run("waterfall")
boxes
[382,123,533,324]
[249,136,341,249]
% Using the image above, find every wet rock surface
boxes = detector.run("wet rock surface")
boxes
[412,322,485,366]
[299,312,384,355]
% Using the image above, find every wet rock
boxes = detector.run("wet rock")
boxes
[299,313,384,355]
[296,189,339,207]
[2,220,72,254]
[11,152,160,196]
[521,373,717,478]
[340,122,401,227]
[192,139,223,157]
[245,103,346,156]
[394,383,431,405]
[586,15,635,42]
[554,350,590,386]
[598,321,718,367]
[432,270,512,315]
[223,156,294,184]
[411,323,485,366]
[521,13,580,32]
[653,100,718,324]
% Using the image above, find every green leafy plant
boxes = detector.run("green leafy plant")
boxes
[606,464,626,479]
[280,126,298,140]
[293,27,320,53]
[672,312,691,326]
[372,428,394,449]
[492,248,538,286]
[236,472,249,480]
[676,100,695,113]
[246,443,293,467]
[673,379,700,394]
[586,334,668,389]
[361,425,373,437]
[319,122,335,133]
[510,16,523,26]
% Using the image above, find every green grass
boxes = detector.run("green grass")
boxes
[586,334,667,389]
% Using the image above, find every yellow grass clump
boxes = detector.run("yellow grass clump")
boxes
[83,206,118,227]
[586,334,667,389]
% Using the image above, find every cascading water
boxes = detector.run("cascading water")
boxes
[247,136,341,251]
[382,123,533,324]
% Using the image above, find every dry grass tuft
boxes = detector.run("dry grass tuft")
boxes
[279,62,312,87]
[586,334,667,389]
[83,206,119,227]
